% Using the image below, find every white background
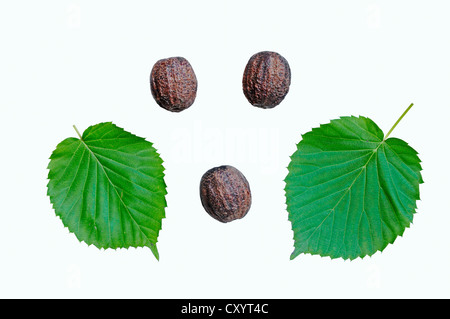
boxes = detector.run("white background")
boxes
[1,0,449,298]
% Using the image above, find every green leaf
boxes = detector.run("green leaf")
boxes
[47,122,167,260]
[285,104,423,260]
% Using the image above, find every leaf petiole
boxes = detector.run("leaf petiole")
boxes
[73,125,83,140]
[384,103,414,140]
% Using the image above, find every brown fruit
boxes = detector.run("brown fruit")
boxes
[242,51,291,109]
[150,57,197,112]
[199,165,252,223]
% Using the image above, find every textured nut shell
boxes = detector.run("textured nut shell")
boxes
[150,57,197,112]
[199,165,252,223]
[242,51,291,109]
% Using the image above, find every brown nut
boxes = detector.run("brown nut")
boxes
[150,57,197,112]
[242,51,291,109]
[199,165,252,223]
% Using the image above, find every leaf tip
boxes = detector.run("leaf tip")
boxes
[148,242,160,261]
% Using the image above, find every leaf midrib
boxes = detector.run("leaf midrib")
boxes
[324,140,383,214]
[299,139,384,250]
[299,137,413,255]
[78,137,155,248]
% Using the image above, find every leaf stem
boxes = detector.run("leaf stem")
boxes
[383,103,414,141]
[73,125,83,140]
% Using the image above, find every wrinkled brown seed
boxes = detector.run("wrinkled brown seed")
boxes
[150,56,197,112]
[242,51,291,109]
[199,165,252,223]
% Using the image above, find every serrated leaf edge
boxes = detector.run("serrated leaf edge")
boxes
[284,115,423,261]
[47,122,167,261]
